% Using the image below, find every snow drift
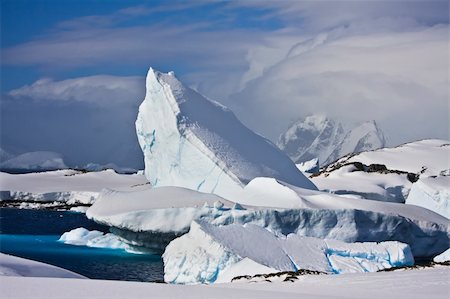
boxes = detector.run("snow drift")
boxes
[163,221,414,284]
[0,253,85,279]
[135,68,316,200]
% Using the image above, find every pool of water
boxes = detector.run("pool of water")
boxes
[0,208,164,282]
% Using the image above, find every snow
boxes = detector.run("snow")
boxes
[0,151,67,171]
[136,68,316,200]
[2,267,449,299]
[312,139,450,203]
[86,178,449,258]
[0,169,148,204]
[214,258,277,283]
[0,253,85,279]
[86,186,236,233]
[296,158,319,174]
[326,120,385,165]
[0,169,148,193]
[433,248,450,263]
[59,227,135,252]
[312,164,411,203]
[406,176,450,219]
[339,139,450,176]
[278,114,345,165]
[163,221,414,284]
[277,115,385,166]
[69,206,90,213]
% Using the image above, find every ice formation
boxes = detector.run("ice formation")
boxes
[0,169,148,207]
[86,181,449,258]
[163,221,414,284]
[433,248,450,263]
[59,227,136,252]
[406,176,450,219]
[135,68,316,200]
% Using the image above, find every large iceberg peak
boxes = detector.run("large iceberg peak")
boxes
[136,67,316,201]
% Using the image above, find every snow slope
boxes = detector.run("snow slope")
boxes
[407,176,450,219]
[163,221,414,284]
[312,164,411,203]
[135,68,316,200]
[277,115,385,166]
[2,267,449,299]
[336,139,450,176]
[0,151,67,171]
[311,139,450,203]
[0,253,85,279]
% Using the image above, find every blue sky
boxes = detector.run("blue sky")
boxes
[1,0,449,168]
[1,0,282,90]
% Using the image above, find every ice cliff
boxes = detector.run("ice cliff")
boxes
[163,221,414,284]
[135,68,316,200]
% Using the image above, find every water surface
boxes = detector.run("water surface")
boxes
[0,208,164,282]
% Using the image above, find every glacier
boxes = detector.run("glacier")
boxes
[135,68,316,200]
[163,221,414,284]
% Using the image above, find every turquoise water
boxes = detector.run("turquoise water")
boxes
[0,208,164,282]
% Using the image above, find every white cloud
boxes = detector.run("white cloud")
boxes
[2,0,448,160]
[9,75,145,105]
[225,25,449,144]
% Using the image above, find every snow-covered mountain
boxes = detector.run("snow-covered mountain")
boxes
[136,68,316,200]
[277,115,385,166]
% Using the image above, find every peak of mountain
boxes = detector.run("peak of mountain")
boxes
[278,115,385,166]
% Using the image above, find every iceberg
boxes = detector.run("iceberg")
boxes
[163,221,414,284]
[135,68,316,200]
[86,181,449,258]
[59,227,141,253]
[406,176,450,219]
[433,248,450,263]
